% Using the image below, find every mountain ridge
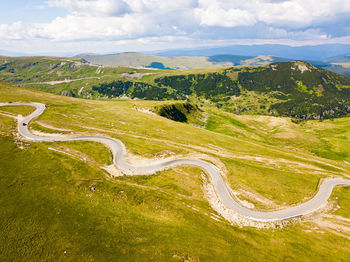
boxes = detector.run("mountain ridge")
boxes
[154,43,350,60]
[75,52,350,77]
[1,55,350,119]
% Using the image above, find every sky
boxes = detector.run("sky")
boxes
[1,0,350,55]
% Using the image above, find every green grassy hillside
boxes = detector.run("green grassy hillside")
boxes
[1,57,350,120]
[1,83,350,261]
[0,55,160,98]
[148,61,350,119]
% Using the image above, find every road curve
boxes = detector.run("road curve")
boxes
[1,102,350,222]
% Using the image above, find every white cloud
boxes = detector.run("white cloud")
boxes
[46,0,130,16]
[37,14,151,40]
[256,1,311,28]
[255,0,350,28]
[0,22,29,40]
[38,0,200,41]
[194,2,256,27]
[0,0,349,52]
[193,0,350,28]
[46,0,198,15]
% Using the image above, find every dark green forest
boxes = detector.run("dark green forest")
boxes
[90,61,350,119]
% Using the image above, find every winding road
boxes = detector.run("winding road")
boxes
[1,102,350,223]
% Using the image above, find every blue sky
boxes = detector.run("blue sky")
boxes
[0,1,66,24]
[0,0,350,55]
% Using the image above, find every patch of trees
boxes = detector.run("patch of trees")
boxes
[237,62,350,95]
[235,62,350,119]
[92,80,134,97]
[155,75,194,95]
[154,72,241,99]
[271,95,350,120]
[92,62,350,119]
[0,63,10,71]
[194,73,240,99]
[156,102,200,122]
[131,85,176,100]
[61,90,76,97]
[92,80,180,100]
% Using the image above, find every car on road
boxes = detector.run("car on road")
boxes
[22,123,27,126]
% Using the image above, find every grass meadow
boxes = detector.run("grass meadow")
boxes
[1,83,350,261]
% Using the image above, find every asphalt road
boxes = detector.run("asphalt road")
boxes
[1,102,350,222]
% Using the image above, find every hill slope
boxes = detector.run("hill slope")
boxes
[91,61,350,119]
[1,57,350,119]
[327,55,350,63]
[1,83,350,260]
[0,55,160,97]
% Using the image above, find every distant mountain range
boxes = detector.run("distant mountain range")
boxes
[0,49,28,57]
[2,43,349,60]
[2,43,350,76]
[75,52,350,77]
[74,52,293,69]
[154,44,350,61]
[74,52,232,69]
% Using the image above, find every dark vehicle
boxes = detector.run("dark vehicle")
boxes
[22,123,27,126]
